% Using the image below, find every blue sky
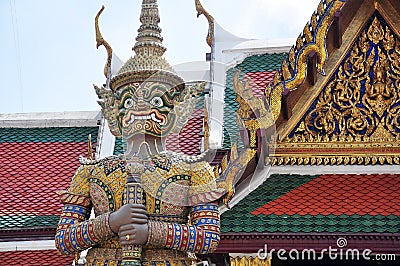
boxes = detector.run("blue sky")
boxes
[1,0,320,114]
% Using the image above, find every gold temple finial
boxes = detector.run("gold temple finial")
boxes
[87,134,94,160]
[95,5,113,78]
[195,0,215,47]
[133,0,166,57]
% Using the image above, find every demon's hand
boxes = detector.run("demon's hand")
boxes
[109,203,148,234]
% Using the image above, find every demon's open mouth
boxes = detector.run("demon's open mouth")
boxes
[124,110,166,126]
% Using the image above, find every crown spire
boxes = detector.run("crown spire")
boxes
[133,0,166,56]
[110,0,184,91]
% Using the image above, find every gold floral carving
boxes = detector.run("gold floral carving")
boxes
[230,256,271,266]
[273,16,400,165]
[244,120,261,148]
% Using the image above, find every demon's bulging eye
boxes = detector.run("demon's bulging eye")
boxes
[124,98,134,109]
[150,96,163,107]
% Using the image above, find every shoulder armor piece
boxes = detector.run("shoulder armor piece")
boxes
[79,154,125,165]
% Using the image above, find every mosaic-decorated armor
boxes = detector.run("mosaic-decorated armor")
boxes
[56,152,221,265]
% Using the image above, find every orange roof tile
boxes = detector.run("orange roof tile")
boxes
[252,174,400,216]
[0,142,88,217]
[0,250,73,266]
[243,71,276,97]
[166,108,203,156]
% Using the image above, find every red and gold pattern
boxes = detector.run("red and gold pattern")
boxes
[58,191,92,207]
[147,204,220,254]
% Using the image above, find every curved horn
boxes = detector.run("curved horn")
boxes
[95,5,113,78]
[195,0,214,47]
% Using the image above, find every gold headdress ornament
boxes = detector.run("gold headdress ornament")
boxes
[95,5,112,79]
[195,0,214,47]
[108,0,184,92]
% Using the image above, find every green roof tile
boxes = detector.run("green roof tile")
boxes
[114,137,126,155]
[0,127,98,143]
[0,215,59,228]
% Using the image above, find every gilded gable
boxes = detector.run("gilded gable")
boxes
[273,13,400,166]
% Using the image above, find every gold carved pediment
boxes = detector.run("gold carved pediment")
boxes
[273,13,400,165]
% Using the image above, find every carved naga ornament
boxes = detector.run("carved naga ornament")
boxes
[265,0,346,123]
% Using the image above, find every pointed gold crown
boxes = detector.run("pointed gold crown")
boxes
[110,0,184,91]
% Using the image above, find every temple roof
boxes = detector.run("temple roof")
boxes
[0,124,98,232]
[0,250,73,265]
[221,174,400,234]
[218,174,400,253]
[165,108,204,155]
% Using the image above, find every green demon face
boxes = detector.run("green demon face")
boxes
[115,82,180,139]
[95,79,201,139]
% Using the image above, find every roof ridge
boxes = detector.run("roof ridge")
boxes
[0,111,101,128]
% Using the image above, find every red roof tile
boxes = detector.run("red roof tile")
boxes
[243,71,276,97]
[166,108,203,156]
[0,142,89,216]
[252,174,400,216]
[0,250,73,266]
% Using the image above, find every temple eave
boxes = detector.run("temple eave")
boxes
[217,233,400,254]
